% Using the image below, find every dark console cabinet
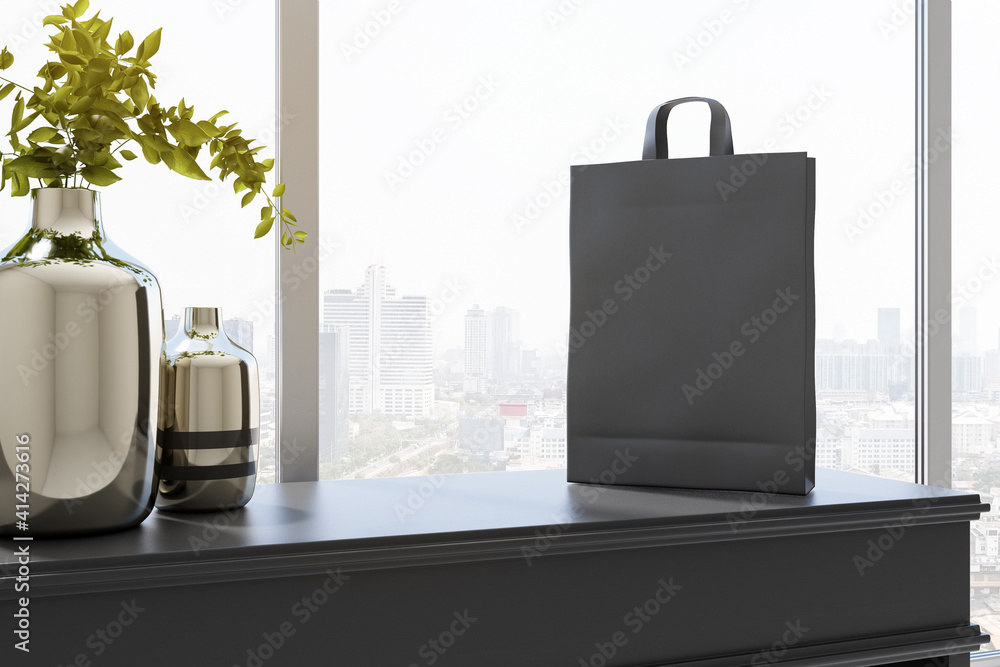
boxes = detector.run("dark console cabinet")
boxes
[0,468,989,666]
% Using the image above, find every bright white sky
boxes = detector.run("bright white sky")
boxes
[0,0,995,359]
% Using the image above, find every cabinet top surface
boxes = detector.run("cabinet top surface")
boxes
[6,467,986,574]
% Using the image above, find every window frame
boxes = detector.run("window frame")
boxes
[275,0,953,485]
[276,0,952,488]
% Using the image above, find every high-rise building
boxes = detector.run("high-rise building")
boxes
[266,334,277,381]
[223,317,253,352]
[953,354,983,394]
[959,306,978,355]
[319,327,350,462]
[464,305,488,393]
[877,308,900,348]
[323,266,434,418]
[815,340,892,392]
[488,307,521,382]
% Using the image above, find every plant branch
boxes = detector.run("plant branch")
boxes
[0,75,31,93]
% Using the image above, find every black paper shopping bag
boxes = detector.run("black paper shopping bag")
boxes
[567,97,816,494]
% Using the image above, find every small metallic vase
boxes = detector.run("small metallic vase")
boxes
[0,188,163,536]
[157,307,260,512]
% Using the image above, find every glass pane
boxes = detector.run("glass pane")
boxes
[318,0,915,480]
[953,0,999,648]
[0,1,278,481]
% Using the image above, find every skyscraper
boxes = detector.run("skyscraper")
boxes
[877,308,900,348]
[319,327,350,462]
[323,266,434,418]
[959,307,978,355]
[464,305,488,394]
[488,306,521,382]
[223,317,253,352]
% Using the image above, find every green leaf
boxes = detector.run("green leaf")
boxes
[73,0,91,18]
[293,231,307,240]
[254,218,273,239]
[15,111,39,133]
[272,183,285,197]
[261,158,274,169]
[129,77,149,112]
[81,165,122,186]
[120,149,138,161]
[136,28,162,63]
[115,31,134,55]
[72,29,96,57]
[12,172,29,196]
[0,48,13,70]
[140,142,161,165]
[208,110,229,123]
[0,83,15,101]
[67,96,95,114]
[161,146,210,180]
[42,15,69,27]
[281,207,297,223]
[167,118,210,147]
[8,156,61,178]
[261,206,271,220]
[27,127,60,143]
[196,120,221,138]
[11,96,24,130]
[241,191,254,208]
[92,17,113,45]
[59,53,88,66]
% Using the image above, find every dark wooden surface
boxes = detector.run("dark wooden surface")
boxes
[0,468,990,666]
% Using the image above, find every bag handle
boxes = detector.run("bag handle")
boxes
[642,97,734,160]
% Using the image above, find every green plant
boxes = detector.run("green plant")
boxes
[0,0,303,249]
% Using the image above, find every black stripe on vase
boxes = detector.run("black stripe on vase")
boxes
[158,428,260,450]
[159,461,257,481]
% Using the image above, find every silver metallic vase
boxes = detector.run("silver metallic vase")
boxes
[157,307,260,512]
[0,188,164,536]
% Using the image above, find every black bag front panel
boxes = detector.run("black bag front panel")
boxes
[567,152,815,494]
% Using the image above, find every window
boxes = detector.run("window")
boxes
[312,0,917,481]
[0,0,278,480]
